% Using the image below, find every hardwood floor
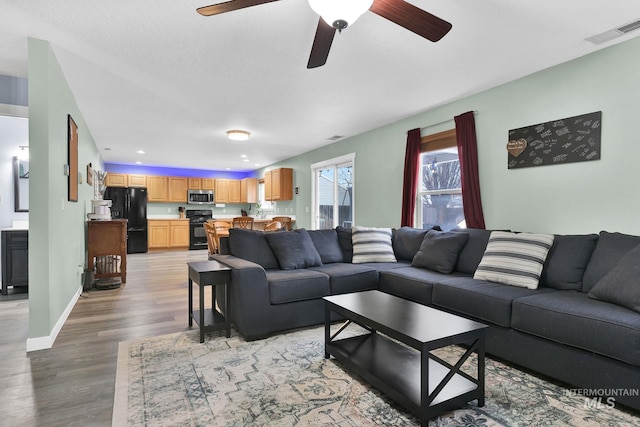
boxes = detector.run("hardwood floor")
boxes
[0,249,208,427]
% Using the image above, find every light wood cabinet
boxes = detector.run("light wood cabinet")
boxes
[215,179,240,203]
[264,168,293,201]
[188,178,202,189]
[148,220,189,248]
[105,173,127,188]
[168,177,188,203]
[202,178,215,190]
[241,178,258,204]
[127,174,147,188]
[147,176,168,202]
[169,220,190,247]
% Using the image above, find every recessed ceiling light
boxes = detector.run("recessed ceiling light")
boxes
[243,159,249,162]
[135,161,142,165]
[136,150,145,154]
[225,168,231,170]
[240,154,247,158]
[227,130,251,141]
[255,163,261,167]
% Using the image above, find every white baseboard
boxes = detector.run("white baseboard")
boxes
[26,285,83,352]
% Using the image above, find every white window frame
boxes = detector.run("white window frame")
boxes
[416,154,463,229]
[311,153,355,229]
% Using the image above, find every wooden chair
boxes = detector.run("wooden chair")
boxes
[204,220,231,255]
[232,216,254,229]
[203,222,218,256]
[272,216,292,231]
[263,221,282,231]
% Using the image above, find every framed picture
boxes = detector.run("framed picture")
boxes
[68,115,78,202]
[87,163,93,186]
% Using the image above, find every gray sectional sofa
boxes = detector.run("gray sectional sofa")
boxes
[210,226,640,411]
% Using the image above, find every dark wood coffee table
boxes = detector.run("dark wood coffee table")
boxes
[324,290,488,426]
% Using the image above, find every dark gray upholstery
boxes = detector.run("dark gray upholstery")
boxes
[228,228,279,269]
[307,229,344,264]
[582,231,640,292]
[432,276,555,327]
[540,234,598,290]
[588,243,640,313]
[335,225,353,262]
[392,226,428,261]
[451,228,492,274]
[309,263,378,294]
[378,267,457,305]
[267,269,330,304]
[411,230,469,273]
[264,229,322,270]
[361,260,411,272]
[512,291,640,367]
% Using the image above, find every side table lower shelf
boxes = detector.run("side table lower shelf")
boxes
[188,260,232,343]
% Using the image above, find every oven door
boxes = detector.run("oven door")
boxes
[189,222,209,250]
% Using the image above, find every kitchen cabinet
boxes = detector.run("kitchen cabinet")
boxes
[148,220,189,248]
[168,177,188,203]
[147,176,168,202]
[215,179,241,203]
[188,178,202,189]
[201,178,215,190]
[264,168,293,201]
[127,174,147,188]
[105,173,127,188]
[1,229,28,295]
[241,178,258,204]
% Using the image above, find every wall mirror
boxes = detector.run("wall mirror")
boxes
[13,156,29,212]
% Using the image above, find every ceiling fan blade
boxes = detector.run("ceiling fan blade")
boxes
[369,0,452,42]
[307,18,336,69]
[197,0,280,16]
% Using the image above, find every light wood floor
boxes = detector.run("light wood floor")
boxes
[0,249,208,427]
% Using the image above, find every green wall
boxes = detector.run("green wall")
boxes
[267,36,640,235]
[28,38,103,344]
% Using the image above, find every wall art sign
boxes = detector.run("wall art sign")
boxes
[68,114,79,202]
[507,111,601,169]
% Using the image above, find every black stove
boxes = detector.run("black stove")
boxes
[186,209,213,250]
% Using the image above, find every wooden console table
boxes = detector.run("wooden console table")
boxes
[87,220,127,283]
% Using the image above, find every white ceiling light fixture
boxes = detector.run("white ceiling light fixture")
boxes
[308,0,374,31]
[226,130,251,141]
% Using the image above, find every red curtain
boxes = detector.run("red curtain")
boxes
[454,111,486,229]
[401,128,421,227]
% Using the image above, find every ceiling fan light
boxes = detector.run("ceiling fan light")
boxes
[308,0,374,30]
[226,130,251,141]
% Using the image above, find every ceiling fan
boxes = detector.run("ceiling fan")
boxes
[197,0,452,68]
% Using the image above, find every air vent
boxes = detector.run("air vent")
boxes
[327,135,344,141]
[586,18,640,44]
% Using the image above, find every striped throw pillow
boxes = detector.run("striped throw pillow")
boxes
[351,226,397,264]
[473,231,554,289]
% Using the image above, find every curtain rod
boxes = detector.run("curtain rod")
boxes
[412,110,479,133]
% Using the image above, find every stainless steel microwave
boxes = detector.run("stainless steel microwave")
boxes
[187,189,215,204]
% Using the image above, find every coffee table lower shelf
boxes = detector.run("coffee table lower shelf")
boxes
[327,333,479,421]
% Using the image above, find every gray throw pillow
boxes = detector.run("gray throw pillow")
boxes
[588,243,640,313]
[411,230,469,273]
[228,228,279,270]
[540,234,598,290]
[451,228,493,275]
[264,229,323,270]
[307,229,344,264]
[582,231,640,292]
[393,227,433,261]
[336,226,353,262]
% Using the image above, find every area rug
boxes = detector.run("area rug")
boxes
[113,325,639,426]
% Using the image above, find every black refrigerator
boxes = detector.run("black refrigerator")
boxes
[104,187,148,254]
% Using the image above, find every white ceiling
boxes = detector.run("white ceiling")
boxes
[1,0,640,172]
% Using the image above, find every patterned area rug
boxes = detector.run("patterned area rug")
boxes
[113,325,639,426]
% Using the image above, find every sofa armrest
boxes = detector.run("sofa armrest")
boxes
[209,254,271,339]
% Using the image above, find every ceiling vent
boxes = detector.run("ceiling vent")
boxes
[327,135,344,141]
[586,18,640,44]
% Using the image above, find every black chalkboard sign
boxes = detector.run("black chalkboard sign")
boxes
[507,111,601,169]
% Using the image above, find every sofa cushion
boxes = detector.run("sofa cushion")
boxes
[512,291,640,367]
[309,263,378,295]
[392,227,429,261]
[451,228,492,275]
[265,229,322,270]
[266,269,330,305]
[378,267,460,306]
[336,226,354,263]
[351,226,397,263]
[361,260,412,272]
[228,228,279,270]
[307,229,344,264]
[582,231,640,292]
[473,231,554,289]
[588,243,640,313]
[540,234,598,290]
[412,230,469,273]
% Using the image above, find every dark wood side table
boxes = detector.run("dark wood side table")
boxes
[188,260,232,343]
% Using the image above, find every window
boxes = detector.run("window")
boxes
[257,180,274,214]
[417,130,465,230]
[311,154,355,229]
